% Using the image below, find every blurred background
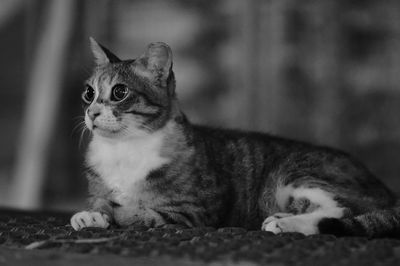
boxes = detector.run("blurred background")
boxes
[0,0,400,211]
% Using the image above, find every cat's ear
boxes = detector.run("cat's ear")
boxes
[138,42,172,87]
[89,37,121,65]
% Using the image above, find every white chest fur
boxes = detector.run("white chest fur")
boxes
[87,133,169,204]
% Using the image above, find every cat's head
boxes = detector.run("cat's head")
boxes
[83,38,176,139]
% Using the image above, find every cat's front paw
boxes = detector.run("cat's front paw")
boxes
[70,211,110,231]
[261,212,295,233]
[262,212,294,227]
[262,220,283,234]
[261,213,318,235]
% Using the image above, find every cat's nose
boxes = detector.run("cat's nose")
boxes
[87,109,101,120]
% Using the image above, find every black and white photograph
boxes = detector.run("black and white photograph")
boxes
[0,0,400,265]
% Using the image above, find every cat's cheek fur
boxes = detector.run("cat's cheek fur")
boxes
[120,115,153,138]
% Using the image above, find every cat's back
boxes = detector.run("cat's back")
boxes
[191,124,318,157]
[191,124,371,162]
[192,125,388,184]
[191,125,395,210]
[189,124,314,187]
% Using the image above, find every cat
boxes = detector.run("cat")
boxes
[71,37,400,238]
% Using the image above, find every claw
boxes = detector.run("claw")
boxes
[70,211,110,231]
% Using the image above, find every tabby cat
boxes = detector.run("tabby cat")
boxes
[71,38,400,237]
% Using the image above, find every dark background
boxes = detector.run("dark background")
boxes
[0,0,400,211]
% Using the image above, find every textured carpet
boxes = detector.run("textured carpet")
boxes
[1,209,400,265]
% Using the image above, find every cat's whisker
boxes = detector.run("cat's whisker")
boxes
[72,116,85,122]
[71,121,86,137]
[78,128,85,149]
[71,121,84,131]
[78,126,92,149]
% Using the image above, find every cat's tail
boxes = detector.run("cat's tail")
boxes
[318,206,400,238]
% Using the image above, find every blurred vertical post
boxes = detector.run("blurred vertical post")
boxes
[239,0,259,129]
[234,0,287,133]
[10,0,76,209]
[311,1,342,145]
[256,0,287,133]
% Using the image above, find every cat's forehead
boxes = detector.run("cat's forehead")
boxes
[87,61,149,86]
[88,64,124,85]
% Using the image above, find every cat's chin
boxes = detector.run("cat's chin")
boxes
[92,126,124,139]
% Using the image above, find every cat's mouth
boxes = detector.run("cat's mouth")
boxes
[92,123,123,137]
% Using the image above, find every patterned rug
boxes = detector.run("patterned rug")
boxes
[1,209,400,265]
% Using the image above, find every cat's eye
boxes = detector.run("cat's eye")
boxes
[111,84,129,102]
[82,85,95,104]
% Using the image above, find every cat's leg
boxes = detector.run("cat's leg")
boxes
[262,186,346,235]
[70,197,113,230]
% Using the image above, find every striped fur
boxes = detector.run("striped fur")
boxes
[71,39,399,238]
[318,207,400,238]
